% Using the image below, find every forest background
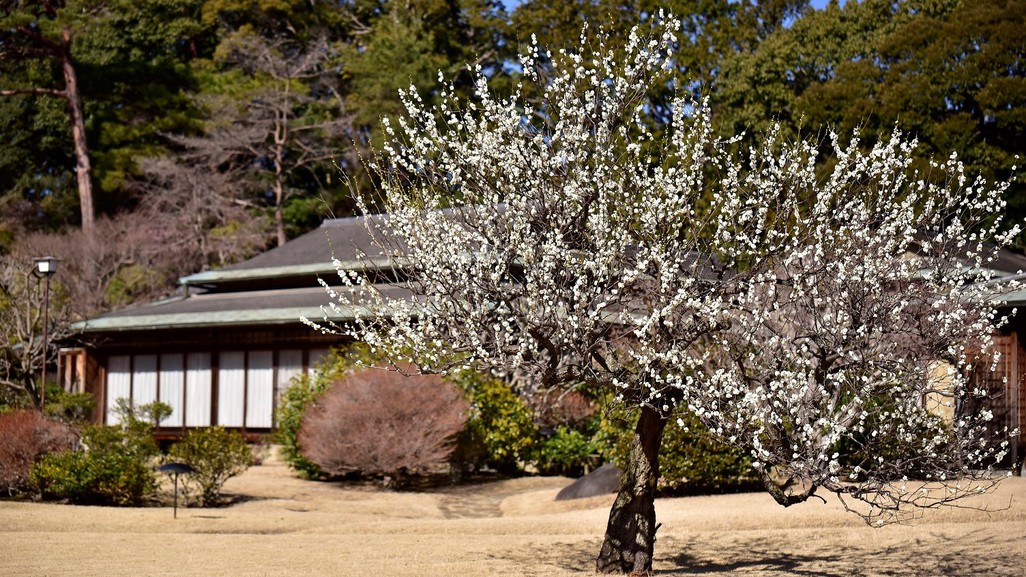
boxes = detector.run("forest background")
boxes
[0,0,1023,347]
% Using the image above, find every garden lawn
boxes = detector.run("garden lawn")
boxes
[2,453,1024,576]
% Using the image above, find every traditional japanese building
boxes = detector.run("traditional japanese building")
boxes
[59,216,393,437]
[60,215,1026,465]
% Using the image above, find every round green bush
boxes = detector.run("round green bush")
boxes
[535,426,598,477]
[451,370,537,474]
[168,426,251,506]
[658,411,758,495]
[28,401,168,506]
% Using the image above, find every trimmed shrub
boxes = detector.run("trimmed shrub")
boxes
[168,426,251,506]
[276,345,379,478]
[0,410,77,496]
[536,426,599,477]
[451,371,537,474]
[30,423,158,505]
[43,390,95,424]
[658,411,758,495]
[276,370,329,478]
[29,401,165,505]
[299,367,469,487]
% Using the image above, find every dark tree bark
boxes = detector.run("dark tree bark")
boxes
[596,404,667,574]
[60,28,95,238]
[0,10,96,239]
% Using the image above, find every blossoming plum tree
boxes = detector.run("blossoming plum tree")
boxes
[309,17,1020,574]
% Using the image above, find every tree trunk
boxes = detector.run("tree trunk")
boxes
[273,173,286,247]
[61,28,95,238]
[596,405,667,574]
[272,80,289,248]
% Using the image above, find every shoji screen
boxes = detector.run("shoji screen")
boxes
[309,348,329,377]
[218,352,246,427]
[132,354,158,410]
[246,351,274,428]
[159,353,185,427]
[185,353,212,427]
[275,349,305,423]
[106,355,132,425]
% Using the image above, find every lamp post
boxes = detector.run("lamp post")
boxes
[33,256,58,410]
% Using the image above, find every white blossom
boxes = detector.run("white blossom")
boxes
[308,19,1019,527]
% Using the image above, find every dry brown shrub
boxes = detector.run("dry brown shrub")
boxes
[0,410,77,495]
[298,368,468,486]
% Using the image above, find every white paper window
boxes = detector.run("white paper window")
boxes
[277,349,304,389]
[159,354,185,427]
[246,351,274,428]
[185,353,212,427]
[106,355,132,425]
[218,351,246,427]
[132,354,158,414]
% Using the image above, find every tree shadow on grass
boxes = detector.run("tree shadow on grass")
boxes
[659,529,1025,576]
[490,528,1025,576]
[486,539,601,575]
[664,538,849,576]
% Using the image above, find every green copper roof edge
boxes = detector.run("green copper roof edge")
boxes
[70,306,373,333]
[179,258,406,286]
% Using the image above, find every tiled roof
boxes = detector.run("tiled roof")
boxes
[71,284,413,333]
[72,214,407,334]
[72,209,1026,333]
[179,214,399,286]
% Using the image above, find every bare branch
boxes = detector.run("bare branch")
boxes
[0,87,66,98]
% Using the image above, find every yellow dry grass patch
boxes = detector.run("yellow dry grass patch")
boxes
[2,455,1024,576]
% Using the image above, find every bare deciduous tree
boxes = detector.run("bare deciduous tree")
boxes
[210,33,354,246]
[135,155,272,271]
[0,254,71,406]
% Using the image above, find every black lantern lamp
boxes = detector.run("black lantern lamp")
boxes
[32,257,58,409]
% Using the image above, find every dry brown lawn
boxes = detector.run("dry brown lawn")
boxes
[2,453,1025,577]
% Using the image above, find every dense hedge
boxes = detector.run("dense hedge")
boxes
[276,346,755,492]
[451,370,537,474]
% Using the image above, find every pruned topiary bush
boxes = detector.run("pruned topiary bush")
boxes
[0,410,77,496]
[298,367,469,488]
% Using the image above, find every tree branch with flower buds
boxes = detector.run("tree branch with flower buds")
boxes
[307,14,1021,574]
